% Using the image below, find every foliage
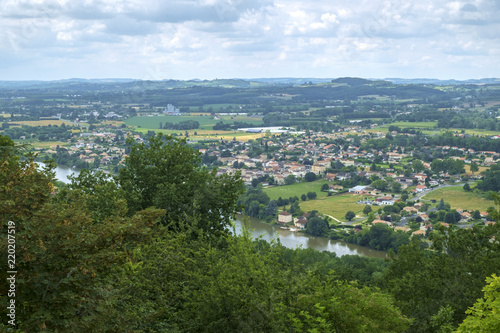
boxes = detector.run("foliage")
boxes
[345,224,410,253]
[386,222,500,332]
[306,217,328,236]
[345,210,356,221]
[117,133,244,236]
[304,171,317,182]
[456,274,500,332]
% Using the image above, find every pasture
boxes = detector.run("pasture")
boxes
[422,186,494,212]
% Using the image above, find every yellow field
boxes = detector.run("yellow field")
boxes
[9,120,74,126]
[133,128,266,141]
[102,120,125,126]
[464,164,488,174]
[0,113,11,117]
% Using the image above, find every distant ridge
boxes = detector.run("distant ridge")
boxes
[383,78,500,85]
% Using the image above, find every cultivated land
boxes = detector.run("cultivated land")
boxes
[422,186,494,212]
[8,120,75,126]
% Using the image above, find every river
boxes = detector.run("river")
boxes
[52,166,387,258]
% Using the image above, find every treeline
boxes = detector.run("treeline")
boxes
[1,123,75,141]
[212,121,257,130]
[159,120,199,130]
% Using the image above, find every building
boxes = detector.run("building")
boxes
[278,211,293,225]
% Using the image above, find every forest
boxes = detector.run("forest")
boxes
[1,134,500,332]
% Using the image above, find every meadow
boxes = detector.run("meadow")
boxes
[300,194,376,222]
[264,181,376,222]
[8,120,75,127]
[422,186,494,212]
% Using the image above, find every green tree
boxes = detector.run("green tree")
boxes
[363,205,372,215]
[321,183,330,191]
[306,216,328,236]
[463,183,471,192]
[301,194,307,201]
[457,274,500,332]
[307,191,317,200]
[469,162,479,174]
[371,179,388,191]
[304,172,317,182]
[345,211,356,221]
[117,134,244,236]
[285,174,296,185]
[391,181,402,193]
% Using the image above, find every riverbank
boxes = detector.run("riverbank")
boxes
[233,215,387,259]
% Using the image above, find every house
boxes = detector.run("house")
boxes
[412,230,426,236]
[415,185,427,193]
[349,185,368,194]
[329,185,344,192]
[374,196,395,205]
[372,219,391,226]
[325,173,337,181]
[294,217,308,230]
[278,211,293,225]
[403,206,418,214]
[394,226,410,232]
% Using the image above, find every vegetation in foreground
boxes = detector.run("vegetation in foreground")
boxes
[1,134,500,332]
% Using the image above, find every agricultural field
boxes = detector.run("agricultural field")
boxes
[300,194,376,222]
[8,120,75,127]
[422,186,494,212]
[14,139,68,149]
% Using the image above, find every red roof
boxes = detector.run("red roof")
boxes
[279,211,292,216]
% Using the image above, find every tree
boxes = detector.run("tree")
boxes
[412,159,425,173]
[306,217,328,236]
[321,183,330,191]
[444,212,457,224]
[301,194,307,201]
[472,210,481,220]
[457,274,500,332]
[117,134,244,237]
[307,191,317,200]
[371,179,388,191]
[345,211,356,221]
[304,172,316,182]
[469,162,479,174]
[285,174,297,185]
[391,181,402,193]
[463,183,471,192]
[436,198,446,211]
[363,205,372,215]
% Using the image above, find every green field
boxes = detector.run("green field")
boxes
[264,181,377,222]
[380,121,438,129]
[264,180,331,201]
[300,194,376,222]
[125,115,263,130]
[422,186,494,212]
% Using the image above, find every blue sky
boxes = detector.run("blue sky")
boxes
[0,0,499,80]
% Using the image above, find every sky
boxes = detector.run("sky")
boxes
[0,0,499,81]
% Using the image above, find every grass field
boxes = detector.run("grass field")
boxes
[422,186,494,211]
[300,194,376,222]
[264,180,331,201]
[13,140,68,149]
[132,127,266,141]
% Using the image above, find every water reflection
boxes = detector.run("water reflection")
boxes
[233,216,387,259]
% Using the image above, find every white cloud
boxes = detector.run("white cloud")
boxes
[0,0,499,80]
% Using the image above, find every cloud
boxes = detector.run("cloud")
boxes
[0,0,499,80]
